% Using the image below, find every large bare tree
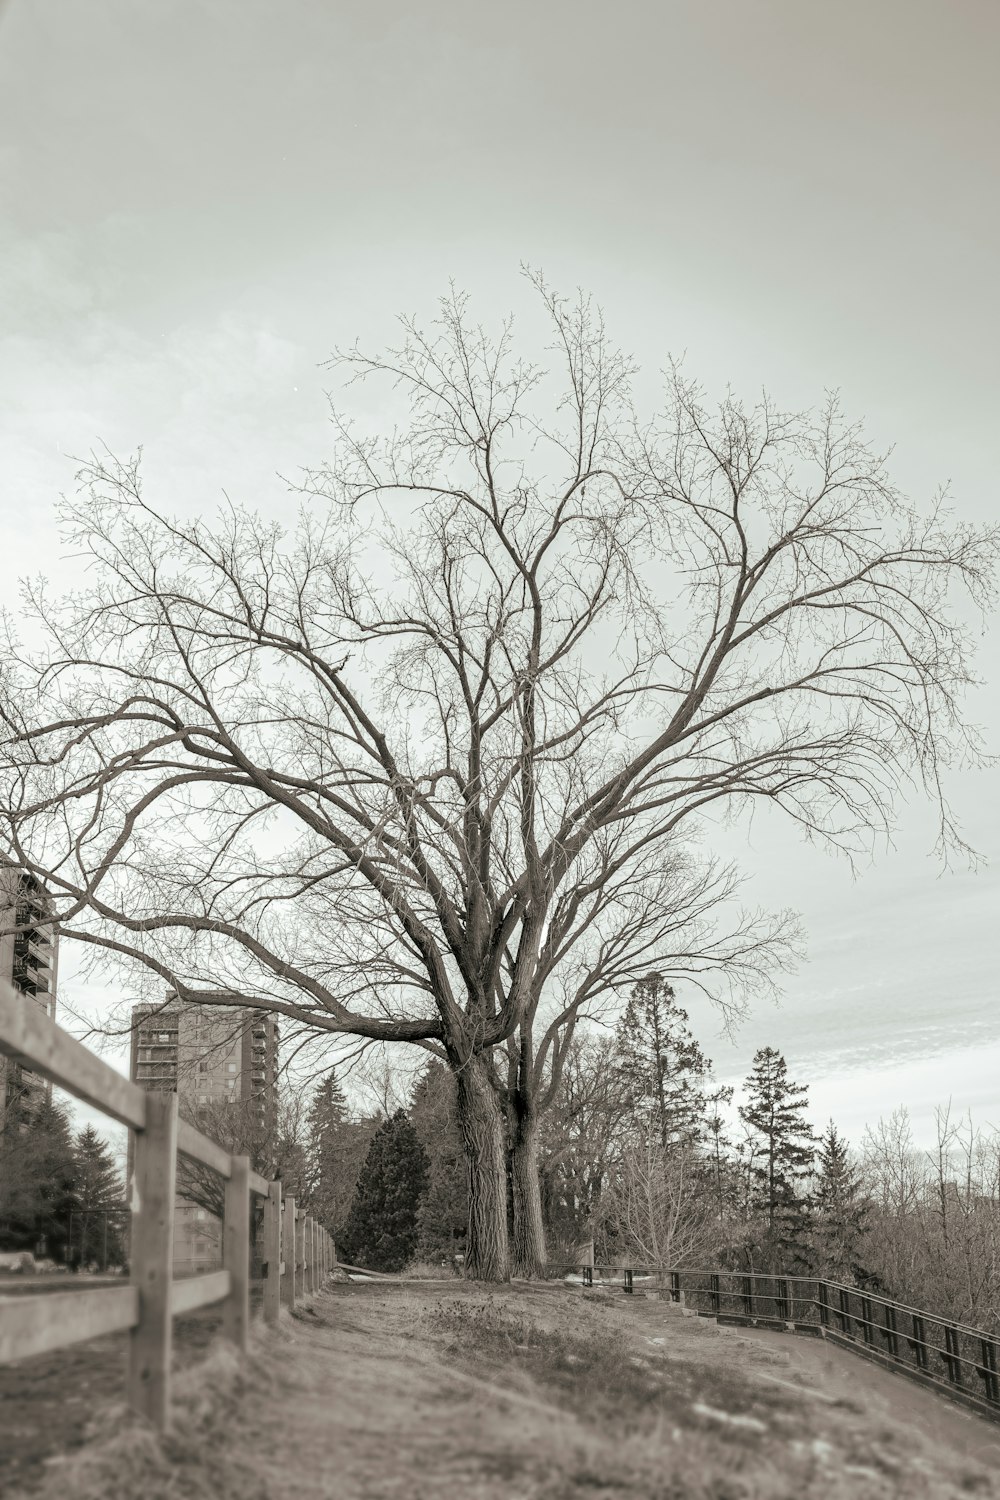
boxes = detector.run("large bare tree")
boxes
[0,276,994,1279]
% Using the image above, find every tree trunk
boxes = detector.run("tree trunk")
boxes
[509,1096,547,1278]
[454,1054,511,1282]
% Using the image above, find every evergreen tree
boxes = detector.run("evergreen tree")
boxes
[738,1047,815,1258]
[701,1083,736,1219]
[614,973,713,1149]
[0,1097,78,1261]
[72,1125,125,1268]
[409,1061,467,1261]
[338,1109,430,1271]
[305,1070,354,1236]
[811,1120,868,1278]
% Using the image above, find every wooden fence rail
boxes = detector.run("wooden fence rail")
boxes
[0,981,335,1430]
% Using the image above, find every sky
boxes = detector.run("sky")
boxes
[0,0,997,1152]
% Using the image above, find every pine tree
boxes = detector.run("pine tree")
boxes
[812,1121,868,1278]
[409,1061,468,1262]
[304,1070,353,1236]
[338,1109,430,1272]
[701,1083,736,1219]
[73,1125,126,1268]
[614,973,714,1149]
[738,1047,815,1258]
[0,1097,79,1261]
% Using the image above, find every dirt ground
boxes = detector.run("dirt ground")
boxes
[6,1281,1000,1499]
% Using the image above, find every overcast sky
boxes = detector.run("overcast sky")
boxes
[1,0,997,1149]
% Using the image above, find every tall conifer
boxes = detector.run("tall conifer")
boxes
[738,1047,815,1255]
[73,1124,125,1267]
[614,973,713,1149]
[812,1120,868,1277]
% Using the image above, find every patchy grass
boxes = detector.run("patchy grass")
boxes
[409,1287,1000,1498]
[404,1259,462,1280]
[421,1293,792,1430]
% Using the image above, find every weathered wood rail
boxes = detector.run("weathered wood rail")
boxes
[0,981,334,1430]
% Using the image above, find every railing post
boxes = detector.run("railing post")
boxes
[296,1210,304,1300]
[623,1267,633,1295]
[741,1274,754,1319]
[282,1196,296,1310]
[128,1090,178,1431]
[306,1216,314,1294]
[263,1180,282,1326]
[978,1339,999,1405]
[710,1273,720,1316]
[910,1313,929,1370]
[817,1280,830,1328]
[223,1154,251,1352]
[669,1271,681,1305]
[860,1295,875,1346]
[943,1325,962,1386]
[881,1302,899,1359]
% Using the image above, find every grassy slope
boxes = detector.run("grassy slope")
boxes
[8,1283,1000,1499]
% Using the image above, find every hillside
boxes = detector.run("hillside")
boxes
[9,1282,1000,1499]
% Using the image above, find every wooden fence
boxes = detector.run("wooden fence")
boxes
[0,981,335,1430]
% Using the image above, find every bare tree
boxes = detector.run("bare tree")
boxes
[0,274,994,1280]
[597,1138,718,1271]
[860,1105,1000,1329]
[175,1085,309,1221]
[507,841,798,1273]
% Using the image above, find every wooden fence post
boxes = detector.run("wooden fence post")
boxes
[223,1155,251,1352]
[128,1090,178,1430]
[307,1217,315,1294]
[296,1208,304,1301]
[282,1196,296,1310]
[263,1180,282,1326]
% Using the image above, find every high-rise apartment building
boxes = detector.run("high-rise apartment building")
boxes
[129,995,279,1273]
[0,860,59,1128]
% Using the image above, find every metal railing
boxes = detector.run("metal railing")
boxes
[547,1263,1000,1421]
